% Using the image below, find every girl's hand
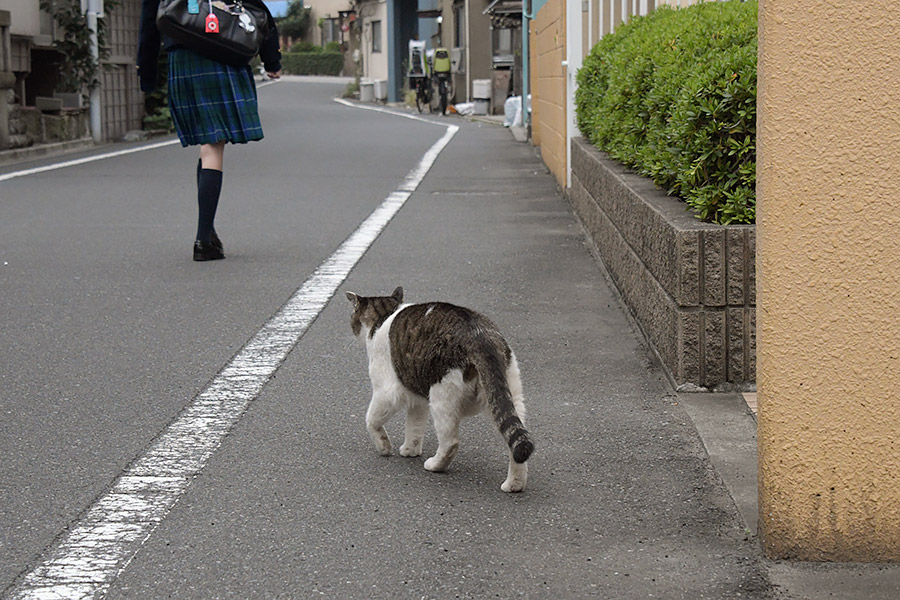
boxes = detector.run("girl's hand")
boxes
[267,70,282,80]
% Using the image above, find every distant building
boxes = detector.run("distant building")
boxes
[432,0,518,108]
[355,0,387,83]
[352,0,512,107]
[304,0,355,47]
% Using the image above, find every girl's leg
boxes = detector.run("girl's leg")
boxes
[199,141,225,170]
[196,157,222,251]
[196,142,225,243]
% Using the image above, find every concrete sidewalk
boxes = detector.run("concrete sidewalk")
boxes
[456,115,900,599]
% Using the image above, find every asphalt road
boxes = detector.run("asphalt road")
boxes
[2,77,780,598]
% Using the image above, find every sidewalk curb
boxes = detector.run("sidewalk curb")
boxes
[677,392,900,599]
[0,137,96,167]
[677,392,758,537]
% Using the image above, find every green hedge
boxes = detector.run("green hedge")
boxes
[282,52,344,76]
[576,1,757,224]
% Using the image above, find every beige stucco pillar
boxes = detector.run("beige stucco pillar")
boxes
[757,1,900,561]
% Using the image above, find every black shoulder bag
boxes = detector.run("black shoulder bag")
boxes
[156,0,273,67]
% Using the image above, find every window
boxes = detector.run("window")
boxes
[372,20,382,53]
[493,28,512,55]
[453,3,465,48]
[39,10,51,35]
[322,18,340,45]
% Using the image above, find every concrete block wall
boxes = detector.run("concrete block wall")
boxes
[570,137,755,390]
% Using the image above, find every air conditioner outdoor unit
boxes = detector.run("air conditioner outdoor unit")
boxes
[450,48,464,74]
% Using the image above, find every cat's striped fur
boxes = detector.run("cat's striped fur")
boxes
[346,287,533,492]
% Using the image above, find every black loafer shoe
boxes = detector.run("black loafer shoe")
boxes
[193,240,225,261]
[210,230,224,253]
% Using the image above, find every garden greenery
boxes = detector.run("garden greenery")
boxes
[282,51,343,76]
[277,0,311,41]
[576,0,757,224]
[143,51,174,132]
[39,0,122,98]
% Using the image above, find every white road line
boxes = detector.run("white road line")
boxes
[8,108,458,600]
[0,139,183,183]
[334,97,448,127]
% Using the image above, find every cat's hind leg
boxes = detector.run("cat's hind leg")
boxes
[366,390,399,456]
[424,377,464,472]
[502,452,528,492]
[501,356,528,492]
[400,396,428,457]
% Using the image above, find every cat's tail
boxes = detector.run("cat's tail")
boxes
[473,343,534,464]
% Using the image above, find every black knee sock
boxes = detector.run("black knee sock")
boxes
[196,168,223,243]
[197,159,218,238]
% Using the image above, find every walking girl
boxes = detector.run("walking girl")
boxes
[137,0,282,261]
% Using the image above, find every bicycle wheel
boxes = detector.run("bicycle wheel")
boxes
[439,81,447,115]
[416,87,425,113]
[429,79,440,113]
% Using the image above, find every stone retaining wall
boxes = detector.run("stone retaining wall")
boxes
[8,106,90,149]
[569,137,756,390]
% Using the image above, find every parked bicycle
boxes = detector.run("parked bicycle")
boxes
[408,40,432,113]
[413,75,432,113]
[408,42,454,115]
[432,48,452,115]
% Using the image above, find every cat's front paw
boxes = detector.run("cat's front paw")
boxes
[399,440,422,457]
[501,476,527,493]
[424,456,447,472]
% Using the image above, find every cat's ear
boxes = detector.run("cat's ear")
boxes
[346,292,360,308]
[391,287,404,303]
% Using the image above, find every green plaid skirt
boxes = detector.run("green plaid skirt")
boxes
[167,48,264,147]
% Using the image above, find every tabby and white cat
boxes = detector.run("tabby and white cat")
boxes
[346,287,534,492]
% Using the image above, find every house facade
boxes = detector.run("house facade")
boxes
[435,0,492,104]
[353,0,519,109]
[431,0,520,107]
[2,0,60,109]
[0,0,142,146]
[304,0,356,47]
[294,0,358,76]
[356,0,389,82]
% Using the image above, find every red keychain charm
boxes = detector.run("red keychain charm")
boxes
[205,12,219,33]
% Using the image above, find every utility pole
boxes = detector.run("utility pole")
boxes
[85,0,103,142]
